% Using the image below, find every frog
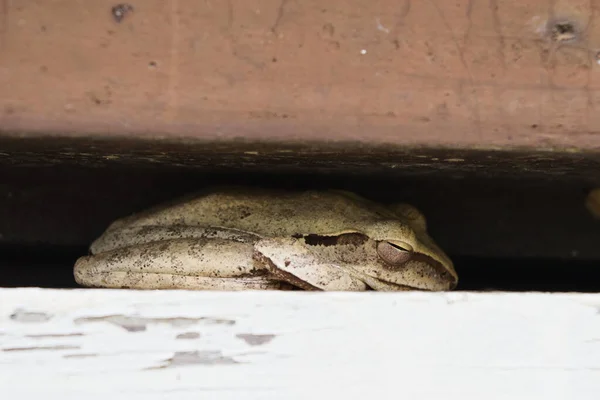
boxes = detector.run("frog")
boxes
[74,187,458,291]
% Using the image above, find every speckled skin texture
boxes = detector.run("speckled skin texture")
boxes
[74,187,457,291]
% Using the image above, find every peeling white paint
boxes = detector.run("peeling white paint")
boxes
[1,289,600,399]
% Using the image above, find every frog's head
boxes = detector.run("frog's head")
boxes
[359,217,458,291]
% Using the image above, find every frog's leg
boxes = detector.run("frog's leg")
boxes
[74,237,295,290]
[90,225,261,254]
[386,203,428,232]
[253,237,369,291]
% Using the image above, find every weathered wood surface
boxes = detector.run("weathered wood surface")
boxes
[1,288,600,399]
[1,0,600,150]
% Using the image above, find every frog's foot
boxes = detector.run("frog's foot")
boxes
[74,238,291,290]
[253,237,369,291]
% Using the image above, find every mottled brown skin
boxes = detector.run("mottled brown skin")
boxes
[74,187,458,291]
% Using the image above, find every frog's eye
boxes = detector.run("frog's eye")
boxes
[376,241,413,266]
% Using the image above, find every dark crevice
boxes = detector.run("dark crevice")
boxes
[452,256,600,292]
[1,138,600,292]
[1,245,86,288]
[2,245,600,292]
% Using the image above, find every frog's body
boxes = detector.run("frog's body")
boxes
[74,187,458,291]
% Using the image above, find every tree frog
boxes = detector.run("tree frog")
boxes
[74,187,458,291]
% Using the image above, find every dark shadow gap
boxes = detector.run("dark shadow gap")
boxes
[2,140,600,293]
[452,255,600,292]
[1,245,599,292]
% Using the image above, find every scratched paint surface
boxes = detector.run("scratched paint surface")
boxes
[0,0,600,148]
[1,288,599,399]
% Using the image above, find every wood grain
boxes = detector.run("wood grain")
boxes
[1,0,600,149]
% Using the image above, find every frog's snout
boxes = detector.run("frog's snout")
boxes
[408,254,458,291]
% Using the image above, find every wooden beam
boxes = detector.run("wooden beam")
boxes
[1,0,600,150]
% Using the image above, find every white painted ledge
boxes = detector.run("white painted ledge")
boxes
[1,289,600,399]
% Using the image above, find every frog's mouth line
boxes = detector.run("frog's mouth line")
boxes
[365,279,416,291]
[348,252,456,291]
[256,252,451,292]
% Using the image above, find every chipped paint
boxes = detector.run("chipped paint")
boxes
[155,350,239,368]
[25,333,84,338]
[176,332,201,339]
[62,353,99,359]
[236,333,276,346]
[9,309,52,323]
[3,345,80,352]
[74,315,235,332]
[1,288,599,398]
